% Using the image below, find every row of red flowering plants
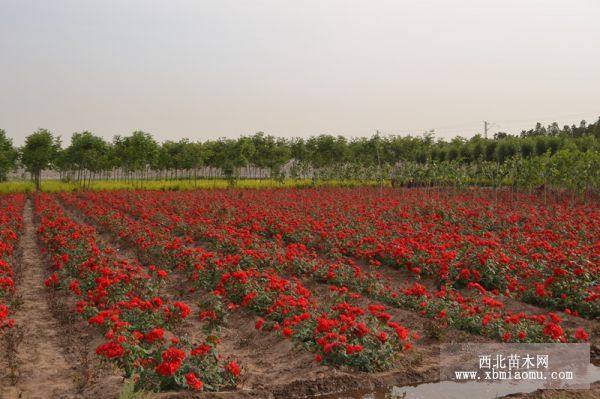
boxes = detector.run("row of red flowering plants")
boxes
[34,193,237,392]
[150,187,598,318]
[270,188,598,318]
[67,190,589,344]
[57,192,414,372]
[89,192,588,342]
[0,194,25,330]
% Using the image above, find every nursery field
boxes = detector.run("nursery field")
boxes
[0,187,598,398]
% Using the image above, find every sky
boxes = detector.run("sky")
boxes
[1,0,599,146]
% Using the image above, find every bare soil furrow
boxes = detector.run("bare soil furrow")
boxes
[1,199,78,399]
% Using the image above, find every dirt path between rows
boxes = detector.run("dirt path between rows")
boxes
[1,199,78,399]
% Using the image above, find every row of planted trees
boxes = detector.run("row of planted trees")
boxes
[0,118,599,190]
[391,149,600,199]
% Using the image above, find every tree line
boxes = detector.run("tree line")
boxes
[0,117,598,190]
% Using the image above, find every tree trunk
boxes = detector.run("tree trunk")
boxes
[35,171,41,191]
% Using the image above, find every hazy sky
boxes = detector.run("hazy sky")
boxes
[1,0,599,146]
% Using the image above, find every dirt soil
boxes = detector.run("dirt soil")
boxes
[0,199,80,398]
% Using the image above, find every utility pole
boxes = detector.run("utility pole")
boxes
[484,121,489,139]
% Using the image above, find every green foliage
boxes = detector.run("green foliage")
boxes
[1,117,598,191]
[59,131,111,188]
[391,149,600,195]
[114,131,159,173]
[0,129,17,181]
[20,128,61,190]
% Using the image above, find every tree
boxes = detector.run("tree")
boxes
[470,136,484,161]
[155,141,174,179]
[182,141,206,182]
[484,141,498,161]
[593,117,600,139]
[534,137,548,156]
[0,129,18,181]
[171,139,205,180]
[205,138,255,186]
[458,145,471,162]
[158,140,186,179]
[20,129,61,190]
[113,131,159,181]
[447,146,459,161]
[64,131,110,187]
[249,133,291,180]
[496,139,517,163]
[305,135,349,182]
[520,139,534,158]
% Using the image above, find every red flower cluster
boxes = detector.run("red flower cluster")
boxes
[155,347,185,376]
[225,361,241,377]
[96,340,125,359]
[185,372,203,390]
[0,194,25,330]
